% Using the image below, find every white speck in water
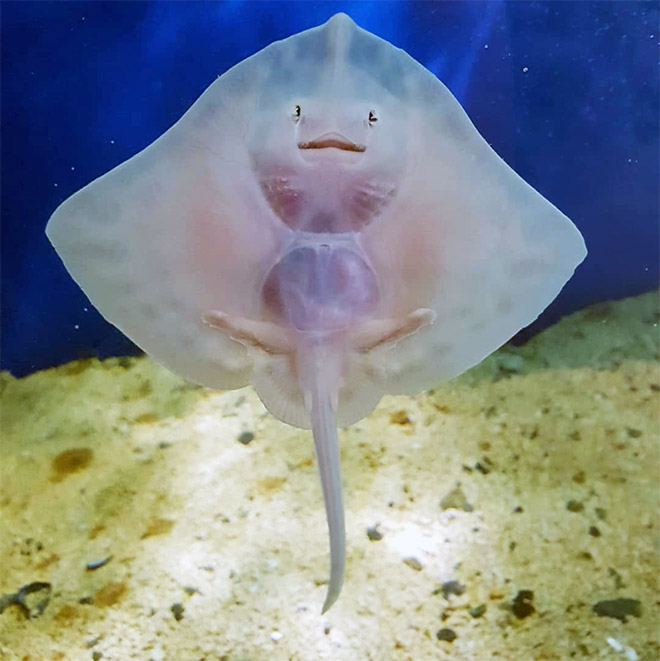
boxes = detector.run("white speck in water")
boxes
[54,183,58,187]
[83,307,88,312]
[607,638,624,652]
[522,66,529,73]
[74,324,79,330]
[484,43,489,49]
[270,631,283,642]
[149,647,165,661]
[110,139,115,144]
[70,166,75,171]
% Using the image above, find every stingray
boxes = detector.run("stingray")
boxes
[46,13,586,612]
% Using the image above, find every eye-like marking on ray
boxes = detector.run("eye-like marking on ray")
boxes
[46,13,586,612]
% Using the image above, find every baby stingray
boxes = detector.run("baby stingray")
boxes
[46,13,586,612]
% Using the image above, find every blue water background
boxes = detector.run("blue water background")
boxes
[1,1,658,376]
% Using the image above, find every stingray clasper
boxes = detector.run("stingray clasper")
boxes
[46,14,586,612]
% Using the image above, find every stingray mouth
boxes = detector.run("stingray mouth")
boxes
[298,132,365,152]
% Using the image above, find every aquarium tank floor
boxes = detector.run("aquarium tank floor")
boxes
[0,290,658,660]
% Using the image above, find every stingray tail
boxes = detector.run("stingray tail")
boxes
[300,341,346,613]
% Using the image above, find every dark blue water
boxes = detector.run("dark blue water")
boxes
[2,1,658,376]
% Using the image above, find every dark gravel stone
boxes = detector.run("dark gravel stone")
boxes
[441,580,465,598]
[403,557,423,571]
[237,431,255,445]
[592,598,641,622]
[469,603,487,618]
[566,500,584,512]
[0,581,52,619]
[512,590,535,619]
[171,602,185,621]
[436,628,457,642]
[366,525,383,541]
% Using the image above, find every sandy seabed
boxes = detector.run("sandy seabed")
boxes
[1,291,658,661]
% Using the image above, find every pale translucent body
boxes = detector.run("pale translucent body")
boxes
[46,14,586,612]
